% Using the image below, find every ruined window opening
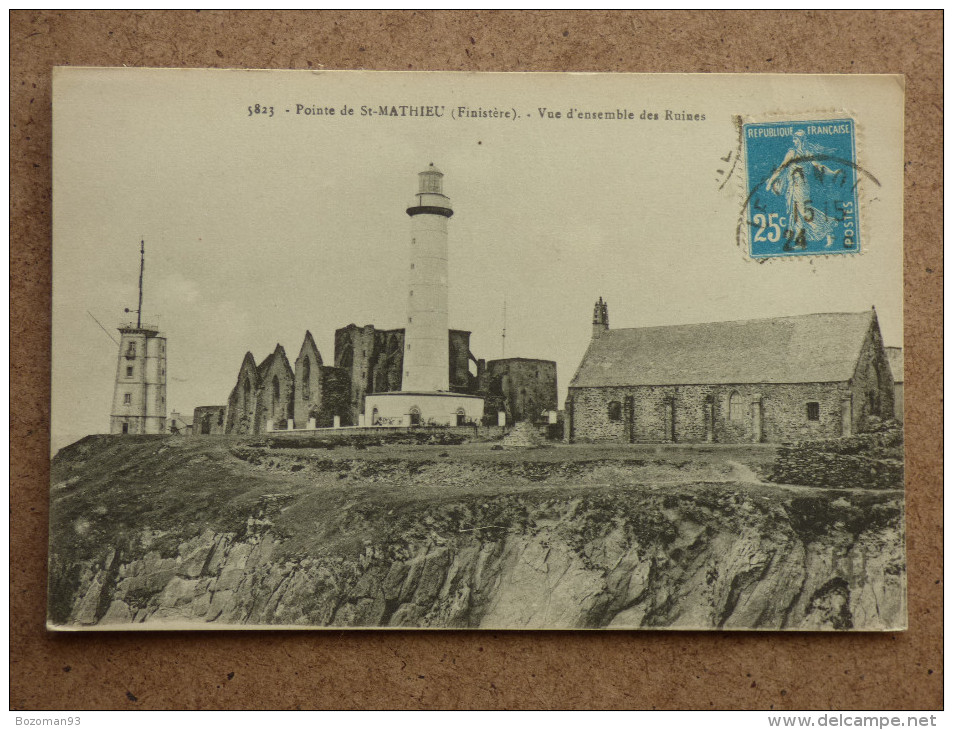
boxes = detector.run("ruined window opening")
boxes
[272,376,280,415]
[300,357,311,401]
[608,401,622,421]
[217,411,224,426]
[806,402,820,421]
[123,393,131,404]
[242,378,251,412]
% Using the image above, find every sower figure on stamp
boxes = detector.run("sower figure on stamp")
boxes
[765,130,842,249]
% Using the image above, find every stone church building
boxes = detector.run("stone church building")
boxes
[566,299,895,444]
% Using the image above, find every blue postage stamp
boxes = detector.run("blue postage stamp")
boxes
[744,118,860,258]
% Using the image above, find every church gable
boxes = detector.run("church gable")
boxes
[254,345,295,431]
[294,331,324,427]
[225,351,259,435]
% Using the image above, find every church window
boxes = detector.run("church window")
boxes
[123,393,131,404]
[126,366,133,377]
[728,391,743,422]
[806,402,820,421]
[608,401,622,421]
[272,376,280,414]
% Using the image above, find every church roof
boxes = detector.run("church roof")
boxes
[885,346,903,384]
[570,310,876,388]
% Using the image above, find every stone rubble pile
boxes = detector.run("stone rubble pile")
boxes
[501,422,546,450]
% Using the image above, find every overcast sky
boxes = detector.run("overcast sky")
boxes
[51,70,904,452]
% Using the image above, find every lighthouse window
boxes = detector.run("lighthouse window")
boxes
[123,393,132,404]
[412,238,416,245]
[410,263,415,269]
[126,366,134,377]
[410,290,414,297]
[126,342,136,358]
[408,317,412,323]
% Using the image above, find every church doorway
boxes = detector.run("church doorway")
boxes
[409,406,421,426]
[201,413,212,435]
[841,398,853,437]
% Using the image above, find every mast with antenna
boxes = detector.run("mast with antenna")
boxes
[501,295,507,359]
[137,238,144,328]
[124,238,145,327]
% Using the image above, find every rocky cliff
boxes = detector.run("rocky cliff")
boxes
[48,436,905,630]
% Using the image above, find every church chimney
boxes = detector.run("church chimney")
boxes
[592,297,609,338]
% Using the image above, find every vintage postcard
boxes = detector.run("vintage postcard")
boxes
[49,69,905,630]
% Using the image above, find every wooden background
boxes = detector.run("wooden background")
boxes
[10,10,942,710]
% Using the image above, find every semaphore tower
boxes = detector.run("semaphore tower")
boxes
[109,240,167,434]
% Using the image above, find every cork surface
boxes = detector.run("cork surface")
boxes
[11,10,941,710]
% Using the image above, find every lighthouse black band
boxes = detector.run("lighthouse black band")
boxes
[406,206,454,218]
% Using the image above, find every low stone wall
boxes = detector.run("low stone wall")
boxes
[249,425,484,449]
[768,431,904,490]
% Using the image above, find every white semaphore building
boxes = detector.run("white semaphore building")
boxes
[364,164,484,427]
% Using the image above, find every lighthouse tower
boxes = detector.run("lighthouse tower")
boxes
[363,165,483,427]
[109,240,167,435]
[403,163,452,392]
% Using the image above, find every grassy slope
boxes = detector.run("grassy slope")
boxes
[50,435,900,567]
